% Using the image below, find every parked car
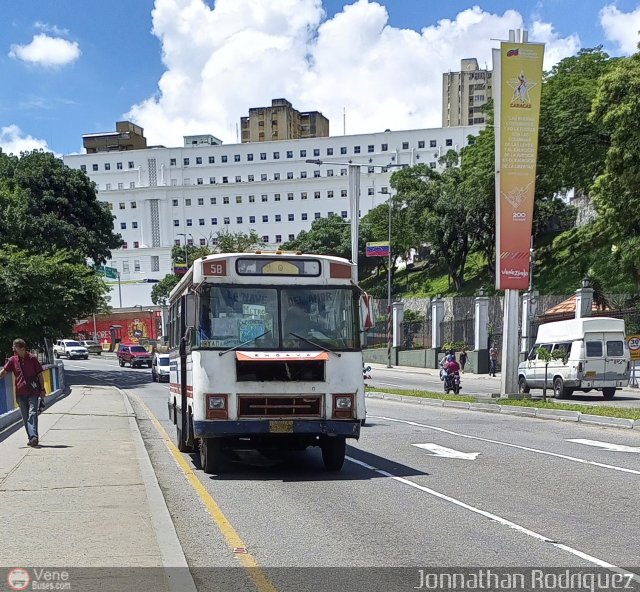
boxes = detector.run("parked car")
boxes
[53,340,89,360]
[518,317,630,399]
[117,344,153,368]
[151,353,171,382]
[80,340,102,355]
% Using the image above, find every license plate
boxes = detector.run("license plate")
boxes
[585,371,597,378]
[269,420,294,433]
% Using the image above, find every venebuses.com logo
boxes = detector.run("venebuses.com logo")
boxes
[7,568,30,591]
[6,567,71,591]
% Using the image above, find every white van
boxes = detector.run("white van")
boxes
[518,317,630,400]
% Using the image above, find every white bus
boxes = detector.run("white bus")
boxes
[166,252,370,473]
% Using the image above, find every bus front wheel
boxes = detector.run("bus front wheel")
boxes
[200,438,223,474]
[320,436,346,471]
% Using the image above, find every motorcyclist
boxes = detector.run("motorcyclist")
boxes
[443,353,461,389]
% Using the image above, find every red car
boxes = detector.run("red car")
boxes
[117,345,152,368]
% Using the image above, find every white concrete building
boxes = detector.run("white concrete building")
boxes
[64,125,482,287]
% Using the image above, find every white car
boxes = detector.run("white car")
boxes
[54,339,89,360]
[151,353,171,382]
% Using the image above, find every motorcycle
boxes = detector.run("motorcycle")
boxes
[443,371,461,395]
[363,365,372,380]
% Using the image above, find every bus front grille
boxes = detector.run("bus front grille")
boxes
[238,395,323,418]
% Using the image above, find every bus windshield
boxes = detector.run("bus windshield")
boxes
[196,285,358,350]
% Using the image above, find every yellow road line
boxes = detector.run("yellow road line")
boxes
[132,392,278,592]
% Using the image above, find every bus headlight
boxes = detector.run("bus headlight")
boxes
[332,394,354,419]
[206,394,228,419]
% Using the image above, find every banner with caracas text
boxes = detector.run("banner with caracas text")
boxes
[495,42,544,290]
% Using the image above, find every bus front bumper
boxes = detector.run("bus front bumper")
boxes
[193,419,361,439]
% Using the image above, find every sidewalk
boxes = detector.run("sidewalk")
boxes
[0,385,195,591]
[368,362,501,381]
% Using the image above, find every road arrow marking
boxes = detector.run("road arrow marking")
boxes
[412,443,480,460]
[567,439,640,453]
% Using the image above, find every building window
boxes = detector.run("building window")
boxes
[340,147,347,155]
[236,196,242,203]
[184,158,190,166]
[236,216,242,224]
[106,184,112,191]
[368,166,375,173]
[209,156,215,164]
[187,238,193,246]
[211,218,218,225]
[300,171,307,178]
[249,195,255,203]
[80,165,87,172]
[107,203,113,210]
[221,155,228,163]
[222,176,228,183]
[286,151,293,158]
[249,216,256,223]
[368,145,374,153]
[134,259,141,272]
[341,211,348,218]
[120,222,127,229]
[174,240,180,246]
[381,143,388,152]
[287,172,294,179]
[446,139,453,146]
[185,198,191,206]
[198,197,204,205]
[129,182,135,188]
[118,183,124,190]
[418,140,425,148]
[186,219,193,226]
[275,234,282,243]
[301,213,308,220]
[288,234,294,241]
[313,148,320,156]
[119,202,125,210]
[224,217,230,224]
[273,152,280,159]
[327,147,333,156]
[133,242,140,249]
[327,190,334,198]
[314,212,321,220]
[341,189,347,197]
[92,164,98,171]
[327,169,333,177]
[196,157,202,165]
[260,153,266,160]
[354,146,361,154]
[223,196,230,204]
[262,235,269,242]
[234,154,241,162]
[402,142,409,149]
[430,162,437,169]
[314,191,320,199]
[197,178,203,185]
[105,163,111,171]
[301,192,307,200]
[210,197,216,205]
[132,221,138,229]
[287,193,294,200]
[151,256,160,272]
[340,168,347,176]
[261,195,268,202]
[314,170,320,178]
[430,140,437,148]
[248,174,254,182]
[199,218,205,226]
[200,238,206,246]
[261,174,267,181]
[300,150,306,157]
[172,199,179,206]
[123,261,130,273]
[209,177,215,184]
[274,173,280,181]
[262,215,268,222]
[288,214,294,221]
[247,153,253,161]
[274,194,281,201]
[235,176,241,183]
[275,214,281,222]
[367,188,374,195]
[170,158,176,166]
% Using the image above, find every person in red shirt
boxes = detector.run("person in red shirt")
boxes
[0,339,45,447]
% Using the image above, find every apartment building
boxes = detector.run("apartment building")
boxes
[442,58,493,127]
[63,123,482,286]
[240,98,329,143]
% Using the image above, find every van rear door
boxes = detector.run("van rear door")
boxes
[583,333,605,386]
[604,332,629,384]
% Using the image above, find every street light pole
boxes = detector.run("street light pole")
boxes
[379,189,393,368]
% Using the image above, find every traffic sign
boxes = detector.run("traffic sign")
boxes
[627,335,640,361]
[96,265,118,280]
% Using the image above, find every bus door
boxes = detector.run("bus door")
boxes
[178,293,196,451]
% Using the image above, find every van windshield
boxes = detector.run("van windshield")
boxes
[158,358,170,366]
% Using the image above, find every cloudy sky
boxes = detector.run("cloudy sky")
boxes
[1,0,639,156]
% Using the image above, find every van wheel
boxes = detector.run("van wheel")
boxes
[553,377,571,399]
[518,376,530,394]
[200,438,222,474]
[602,387,616,400]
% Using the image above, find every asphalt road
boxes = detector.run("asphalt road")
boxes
[62,356,640,591]
[367,363,640,408]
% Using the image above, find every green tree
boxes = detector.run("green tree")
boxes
[150,274,180,307]
[589,46,640,290]
[214,229,263,253]
[0,247,108,357]
[0,150,122,264]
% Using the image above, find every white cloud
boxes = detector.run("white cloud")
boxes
[0,125,52,155]
[34,22,70,37]
[9,33,81,68]
[600,4,640,55]
[127,0,582,146]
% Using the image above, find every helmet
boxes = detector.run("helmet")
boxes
[447,354,455,362]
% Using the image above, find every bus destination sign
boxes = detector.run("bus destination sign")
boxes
[236,258,321,277]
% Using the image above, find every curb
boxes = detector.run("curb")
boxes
[366,391,640,431]
[120,390,197,592]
